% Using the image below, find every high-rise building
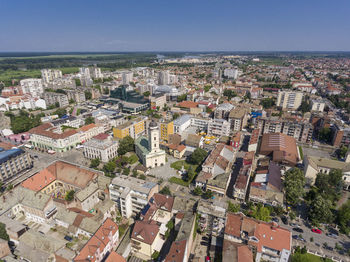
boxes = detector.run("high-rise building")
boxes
[160,121,174,142]
[223,68,238,79]
[122,72,133,84]
[41,69,62,84]
[158,70,170,85]
[20,78,44,98]
[90,67,103,79]
[79,67,91,78]
[277,91,303,110]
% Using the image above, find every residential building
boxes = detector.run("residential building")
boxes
[174,114,191,134]
[160,121,174,142]
[311,99,325,112]
[74,218,119,262]
[66,89,86,103]
[259,133,299,166]
[113,116,146,139]
[109,174,158,218]
[43,92,69,108]
[223,68,238,79]
[257,117,313,143]
[29,122,103,152]
[222,240,253,262]
[248,129,260,152]
[83,133,118,162]
[91,66,103,79]
[79,67,91,78]
[224,213,292,262]
[277,91,303,110]
[249,162,284,206]
[331,124,350,147]
[208,118,231,136]
[20,78,43,98]
[215,103,235,119]
[158,70,170,85]
[41,69,62,84]
[140,193,174,223]
[228,107,248,132]
[185,134,203,148]
[304,156,350,189]
[122,72,133,85]
[168,144,186,159]
[164,212,196,262]
[196,144,235,196]
[131,220,163,260]
[233,152,254,200]
[135,121,166,168]
[150,94,166,110]
[0,148,32,182]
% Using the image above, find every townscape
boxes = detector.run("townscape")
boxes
[0,52,349,262]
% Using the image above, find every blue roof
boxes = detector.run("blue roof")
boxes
[0,148,25,165]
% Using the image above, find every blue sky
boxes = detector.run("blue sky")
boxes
[0,0,349,52]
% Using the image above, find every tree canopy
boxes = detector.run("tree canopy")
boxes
[284,168,305,206]
[188,148,208,165]
[117,136,135,155]
[337,200,350,234]
[6,110,42,134]
[85,116,95,125]
[0,223,9,241]
[65,190,75,201]
[308,194,333,225]
[223,89,237,100]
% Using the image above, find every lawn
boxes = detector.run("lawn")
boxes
[292,253,332,262]
[170,160,197,171]
[169,160,199,187]
[298,146,304,159]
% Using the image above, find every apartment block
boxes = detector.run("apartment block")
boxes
[113,117,146,139]
[311,99,325,112]
[0,148,32,182]
[41,69,62,84]
[277,91,303,110]
[257,117,313,143]
[20,78,43,98]
[109,174,158,218]
[208,119,231,136]
[160,121,174,142]
[43,92,69,108]
[228,107,248,132]
[66,89,86,103]
[83,133,118,162]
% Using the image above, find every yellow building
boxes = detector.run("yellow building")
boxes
[113,117,146,139]
[160,121,174,142]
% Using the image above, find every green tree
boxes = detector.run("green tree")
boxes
[315,169,343,203]
[103,161,117,174]
[90,158,100,168]
[65,190,75,201]
[8,110,42,134]
[339,145,348,159]
[85,116,95,125]
[117,136,135,155]
[75,79,81,86]
[193,187,203,196]
[103,87,109,95]
[53,108,67,118]
[308,195,333,224]
[298,100,311,114]
[85,91,92,100]
[203,190,213,199]
[337,200,350,234]
[123,167,130,176]
[204,85,211,92]
[143,91,150,97]
[284,168,305,206]
[177,94,187,102]
[260,98,275,109]
[159,186,172,196]
[172,113,180,120]
[188,148,208,165]
[151,251,160,260]
[228,201,240,213]
[250,203,271,222]
[319,127,331,143]
[223,89,237,100]
[0,223,9,241]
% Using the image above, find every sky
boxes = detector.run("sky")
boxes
[0,0,350,52]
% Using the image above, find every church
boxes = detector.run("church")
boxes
[135,121,166,168]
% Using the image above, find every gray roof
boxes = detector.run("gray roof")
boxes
[174,114,191,126]
[75,182,99,202]
[176,212,195,241]
[111,174,158,195]
[135,136,150,156]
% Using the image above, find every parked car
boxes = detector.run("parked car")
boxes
[326,233,338,239]
[290,223,299,227]
[281,216,288,225]
[272,217,279,223]
[205,256,210,262]
[64,235,73,242]
[312,228,322,234]
[293,227,304,233]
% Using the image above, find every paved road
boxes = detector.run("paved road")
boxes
[282,219,350,261]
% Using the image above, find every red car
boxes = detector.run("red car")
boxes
[312,228,322,234]
[205,256,210,262]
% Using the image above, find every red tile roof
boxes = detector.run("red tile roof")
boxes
[105,251,126,262]
[74,218,118,262]
[132,220,159,245]
[177,101,198,108]
[164,239,187,262]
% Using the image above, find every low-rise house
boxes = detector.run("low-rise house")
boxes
[83,133,118,162]
[109,174,158,218]
[168,143,186,159]
[73,218,119,262]
[185,134,203,148]
[233,152,254,201]
[248,129,259,152]
[140,193,174,224]
[225,213,291,262]
[222,240,253,262]
[304,156,350,189]
[249,162,284,206]
[231,132,242,149]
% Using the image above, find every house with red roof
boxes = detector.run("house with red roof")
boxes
[73,218,120,262]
